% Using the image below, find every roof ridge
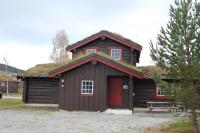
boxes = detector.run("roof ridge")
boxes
[66,30,142,51]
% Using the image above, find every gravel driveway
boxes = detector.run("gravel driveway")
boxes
[0,109,175,133]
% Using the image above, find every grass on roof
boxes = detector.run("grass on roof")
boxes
[26,63,65,75]
[66,52,141,72]
[138,66,167,77]
[27,52,142,76]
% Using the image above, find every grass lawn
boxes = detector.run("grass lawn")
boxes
[161,119,200,133]
[0,99,24,108]
[0,99,59,111]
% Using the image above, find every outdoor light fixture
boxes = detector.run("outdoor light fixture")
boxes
[123,85,129,90]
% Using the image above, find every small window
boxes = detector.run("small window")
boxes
[86,49,96,54]
[157,84,165,96]
[81,80,94,95]
[111,49,121,60]
[0,82,5,87]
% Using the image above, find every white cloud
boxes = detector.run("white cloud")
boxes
[0,41,52,70]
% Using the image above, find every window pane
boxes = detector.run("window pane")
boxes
[111,49,121,60]
[81,81,94,94]
[157,84,165,96]
[86,86,89,89]
[87,49,96,54]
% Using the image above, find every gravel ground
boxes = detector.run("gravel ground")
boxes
[0,109,176,133]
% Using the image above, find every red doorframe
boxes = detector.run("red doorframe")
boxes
[108,77,123,108]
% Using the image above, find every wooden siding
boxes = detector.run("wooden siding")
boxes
[24,77,59,104]
[60,61,130,111]
[0,81,21,93]
[72,37,138,65]
[134,79,155,107]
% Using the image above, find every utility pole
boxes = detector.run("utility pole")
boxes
[3,57,9,95]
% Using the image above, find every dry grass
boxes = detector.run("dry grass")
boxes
[27,52,142,76]
[0,71,17,81]
[138,66,167,77]
[26,63,65,75]
[69,52,141,72]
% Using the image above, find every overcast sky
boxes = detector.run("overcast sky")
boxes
[0,0,173,70]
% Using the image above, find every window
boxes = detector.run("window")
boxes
[157,84,165,96]
[86,49,96,54]
[81,80,94,95]
[111,49,121,60]
[0,82,5,87]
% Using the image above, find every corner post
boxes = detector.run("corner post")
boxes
[129,76,134,111]
[22,78,27,103]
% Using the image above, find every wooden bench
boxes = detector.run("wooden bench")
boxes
[147,101,178,113]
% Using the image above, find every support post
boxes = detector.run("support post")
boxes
[129,76,134,111]
[22,78,27,103]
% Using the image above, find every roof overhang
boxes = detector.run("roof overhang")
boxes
[66,30,142,52]
[48,54,143,79]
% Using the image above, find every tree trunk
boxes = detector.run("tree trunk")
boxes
[191,104,199,133]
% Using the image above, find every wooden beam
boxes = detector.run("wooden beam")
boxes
[22,78,27,103]
[129,77,134,110]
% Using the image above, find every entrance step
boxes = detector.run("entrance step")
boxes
[104,109,132,115]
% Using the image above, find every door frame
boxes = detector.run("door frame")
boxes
[107,76,130,109]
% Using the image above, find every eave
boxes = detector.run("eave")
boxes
[66,30,142,52]
[48,53,143,79]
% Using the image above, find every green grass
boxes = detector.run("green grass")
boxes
[26,63,65,75]
[0,99,24,108]
[161,119,200,133]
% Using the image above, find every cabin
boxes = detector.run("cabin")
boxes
[20,30,168,111]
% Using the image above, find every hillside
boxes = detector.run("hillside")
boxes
[0,71,17,81]
[0,63,25,81]
[0,63,25,75]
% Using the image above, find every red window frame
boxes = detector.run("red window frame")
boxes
[154,82,169,100]
[109,47,123,61]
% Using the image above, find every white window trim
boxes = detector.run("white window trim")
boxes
[86,49,96,54]
[81,80,94,95]
[157,84,165,96]
[111,48,121,61]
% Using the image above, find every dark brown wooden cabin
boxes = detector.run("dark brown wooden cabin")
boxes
[21,30,169,111]
[21,76,59,104]
[49,54,143,111]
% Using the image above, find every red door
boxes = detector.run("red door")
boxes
[108,78,123,108]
